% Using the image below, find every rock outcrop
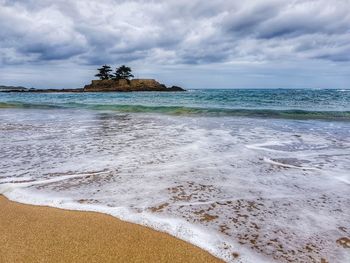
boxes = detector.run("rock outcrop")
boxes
[0,85,28,92]
[83,79,185,92]
[0,79,185,93]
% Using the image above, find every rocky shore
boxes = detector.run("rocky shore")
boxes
[0,79,185,93]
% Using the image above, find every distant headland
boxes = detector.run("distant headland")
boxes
[1,65,185,93]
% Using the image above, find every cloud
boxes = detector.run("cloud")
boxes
[0,0,350,90]
[0,0,87,64]
[1,0,349,67]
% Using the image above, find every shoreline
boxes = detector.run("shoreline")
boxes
[0,195,222,263]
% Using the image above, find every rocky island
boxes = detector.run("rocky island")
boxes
[83,79,184,92]
[85,64,185,92]
[1,65,185,93]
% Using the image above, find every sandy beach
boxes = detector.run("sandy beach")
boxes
[0,195,222,263]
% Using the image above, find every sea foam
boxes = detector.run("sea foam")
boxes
[0,108,349,262]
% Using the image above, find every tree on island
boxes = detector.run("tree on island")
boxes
[113,65,134,81]
[95,65,113,80]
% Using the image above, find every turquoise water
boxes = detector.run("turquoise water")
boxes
[1,89,350,120]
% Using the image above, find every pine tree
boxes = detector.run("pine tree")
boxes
[113,65,134,80]
[95,65,113,80]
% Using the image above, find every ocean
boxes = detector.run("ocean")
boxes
[0,89,349,262]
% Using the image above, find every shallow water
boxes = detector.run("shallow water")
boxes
[0,90,349,262]
[1,89,350,120]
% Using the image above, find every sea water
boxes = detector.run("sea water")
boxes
[0,89,349,262]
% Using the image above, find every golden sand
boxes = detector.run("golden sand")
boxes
[0,195,222,263]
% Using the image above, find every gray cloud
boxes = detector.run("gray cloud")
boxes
[0,0,350,67]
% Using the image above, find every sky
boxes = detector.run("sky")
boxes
[0,0,350,89]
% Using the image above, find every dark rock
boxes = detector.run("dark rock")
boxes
[0,85,28,92]
[167,85,185,91]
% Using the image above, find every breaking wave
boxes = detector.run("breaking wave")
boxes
[1,101,350,120]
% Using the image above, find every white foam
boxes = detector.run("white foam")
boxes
[246,142,288,153]
[263,157,319,170]
[0,176,33,183]
[1,110,349,262]
[0,172,102,194]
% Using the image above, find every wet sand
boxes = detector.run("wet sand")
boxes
[0,195,222,263]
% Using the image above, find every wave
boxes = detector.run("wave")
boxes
[1,101,350,120]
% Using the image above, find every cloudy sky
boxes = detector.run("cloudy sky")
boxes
[1,0,349,89]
